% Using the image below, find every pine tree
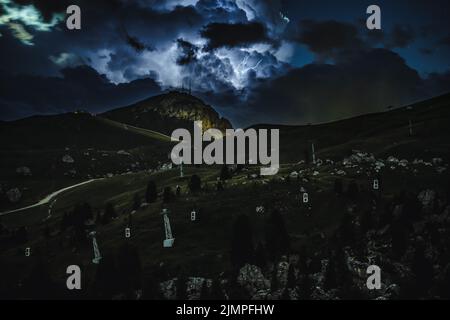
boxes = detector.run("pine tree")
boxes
[334,178,343,195]
[60,212,69,232]
[21,257,59,299]
[142,274,163,300]
[210,278,225,299]
[264,210,290,260]
[391,219,408,258]
[199,280,209,300]
[145,180,158,203]
[360,209,372,236]
[281,288,290,300]
[437,265,450,299]
[220,164,231,181]
[323,258,337,291]
[189,174,202,193]
[346,181,359,199]
[286,264,296,289]
[117,243,143,297]
[338,212,355,245]
[163,186,174,203]
[82,202,93,221]
[93,254,119,299]
[304,147,310,164]
[298,274,313,300]
[132,193,141,211]
[254,242,267,269]
[270,268,279,292]
[101,203,117,225]
[411,242,433,297]
[176,272,188,300]
[230,214,254,269]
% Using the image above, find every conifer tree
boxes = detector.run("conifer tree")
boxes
[145,180,158,203]
[230,214,254,269]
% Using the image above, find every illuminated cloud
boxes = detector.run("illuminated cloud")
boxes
[7,21,32,44]
[0,0,63,44]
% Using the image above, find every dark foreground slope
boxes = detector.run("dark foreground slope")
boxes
[0,93,449,300]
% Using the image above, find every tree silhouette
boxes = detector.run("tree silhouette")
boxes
[132,193,141,211]
[391,218,408,258]
[199,280,209,300]
[101,203,117,225]
[264,210,290,260]
[176,271,188,300]
[334,178,343,195]
[230,214,254,269]
[338,212,355,246]
[189,174,202,193]
[21,257,59,299]
[346,181,359,199]
[93,254,119,299]
[411,242,433,297]
[254,242,267,270]
[298,275,313,300]
[163,186,174,203]
[323,258,337,291]
[360,209,372,236]
[210,278,225,299]
[286,264,296,289]
[117,243,143,297]
[145,180,158,203]
[220,164,231,181]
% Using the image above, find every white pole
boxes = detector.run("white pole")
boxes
[311,142,316,164]
[90,232,102,264]
[162,209,175,247]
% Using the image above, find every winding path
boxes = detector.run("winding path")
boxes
[0,179,100,216]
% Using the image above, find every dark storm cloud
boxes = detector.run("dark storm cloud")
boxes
[1,0,449,126]
[295,20,419,60]
[122,25,149,52]
[386,25,416,49]
[201,22,272,51]
[176,38,198,65]
[438,34,450,46]
[0,66,162,120]
[424,70,450,95]
[419,48,434,56]
[195,0,248,23]
[295,20,365,60]
[241,48,447,126]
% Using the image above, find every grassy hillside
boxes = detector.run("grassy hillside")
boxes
[0,93,449,300]
[252,92,450,163]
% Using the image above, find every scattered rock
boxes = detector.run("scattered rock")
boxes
[117,150,132,156]
[6,188,22,203]
[62,154,75,163]
[237,264,270,297]
[16,166,32,176]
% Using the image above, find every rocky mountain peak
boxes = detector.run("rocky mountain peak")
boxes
[110,91,233,132]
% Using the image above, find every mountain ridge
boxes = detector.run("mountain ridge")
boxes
[102,91,233,135]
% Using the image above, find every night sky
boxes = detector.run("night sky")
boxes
[0,0,449,127]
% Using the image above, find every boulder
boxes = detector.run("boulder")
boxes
[62,154,75,163]
[6,188,22,203]
[237,264,270,296]
[16,166,31,176]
